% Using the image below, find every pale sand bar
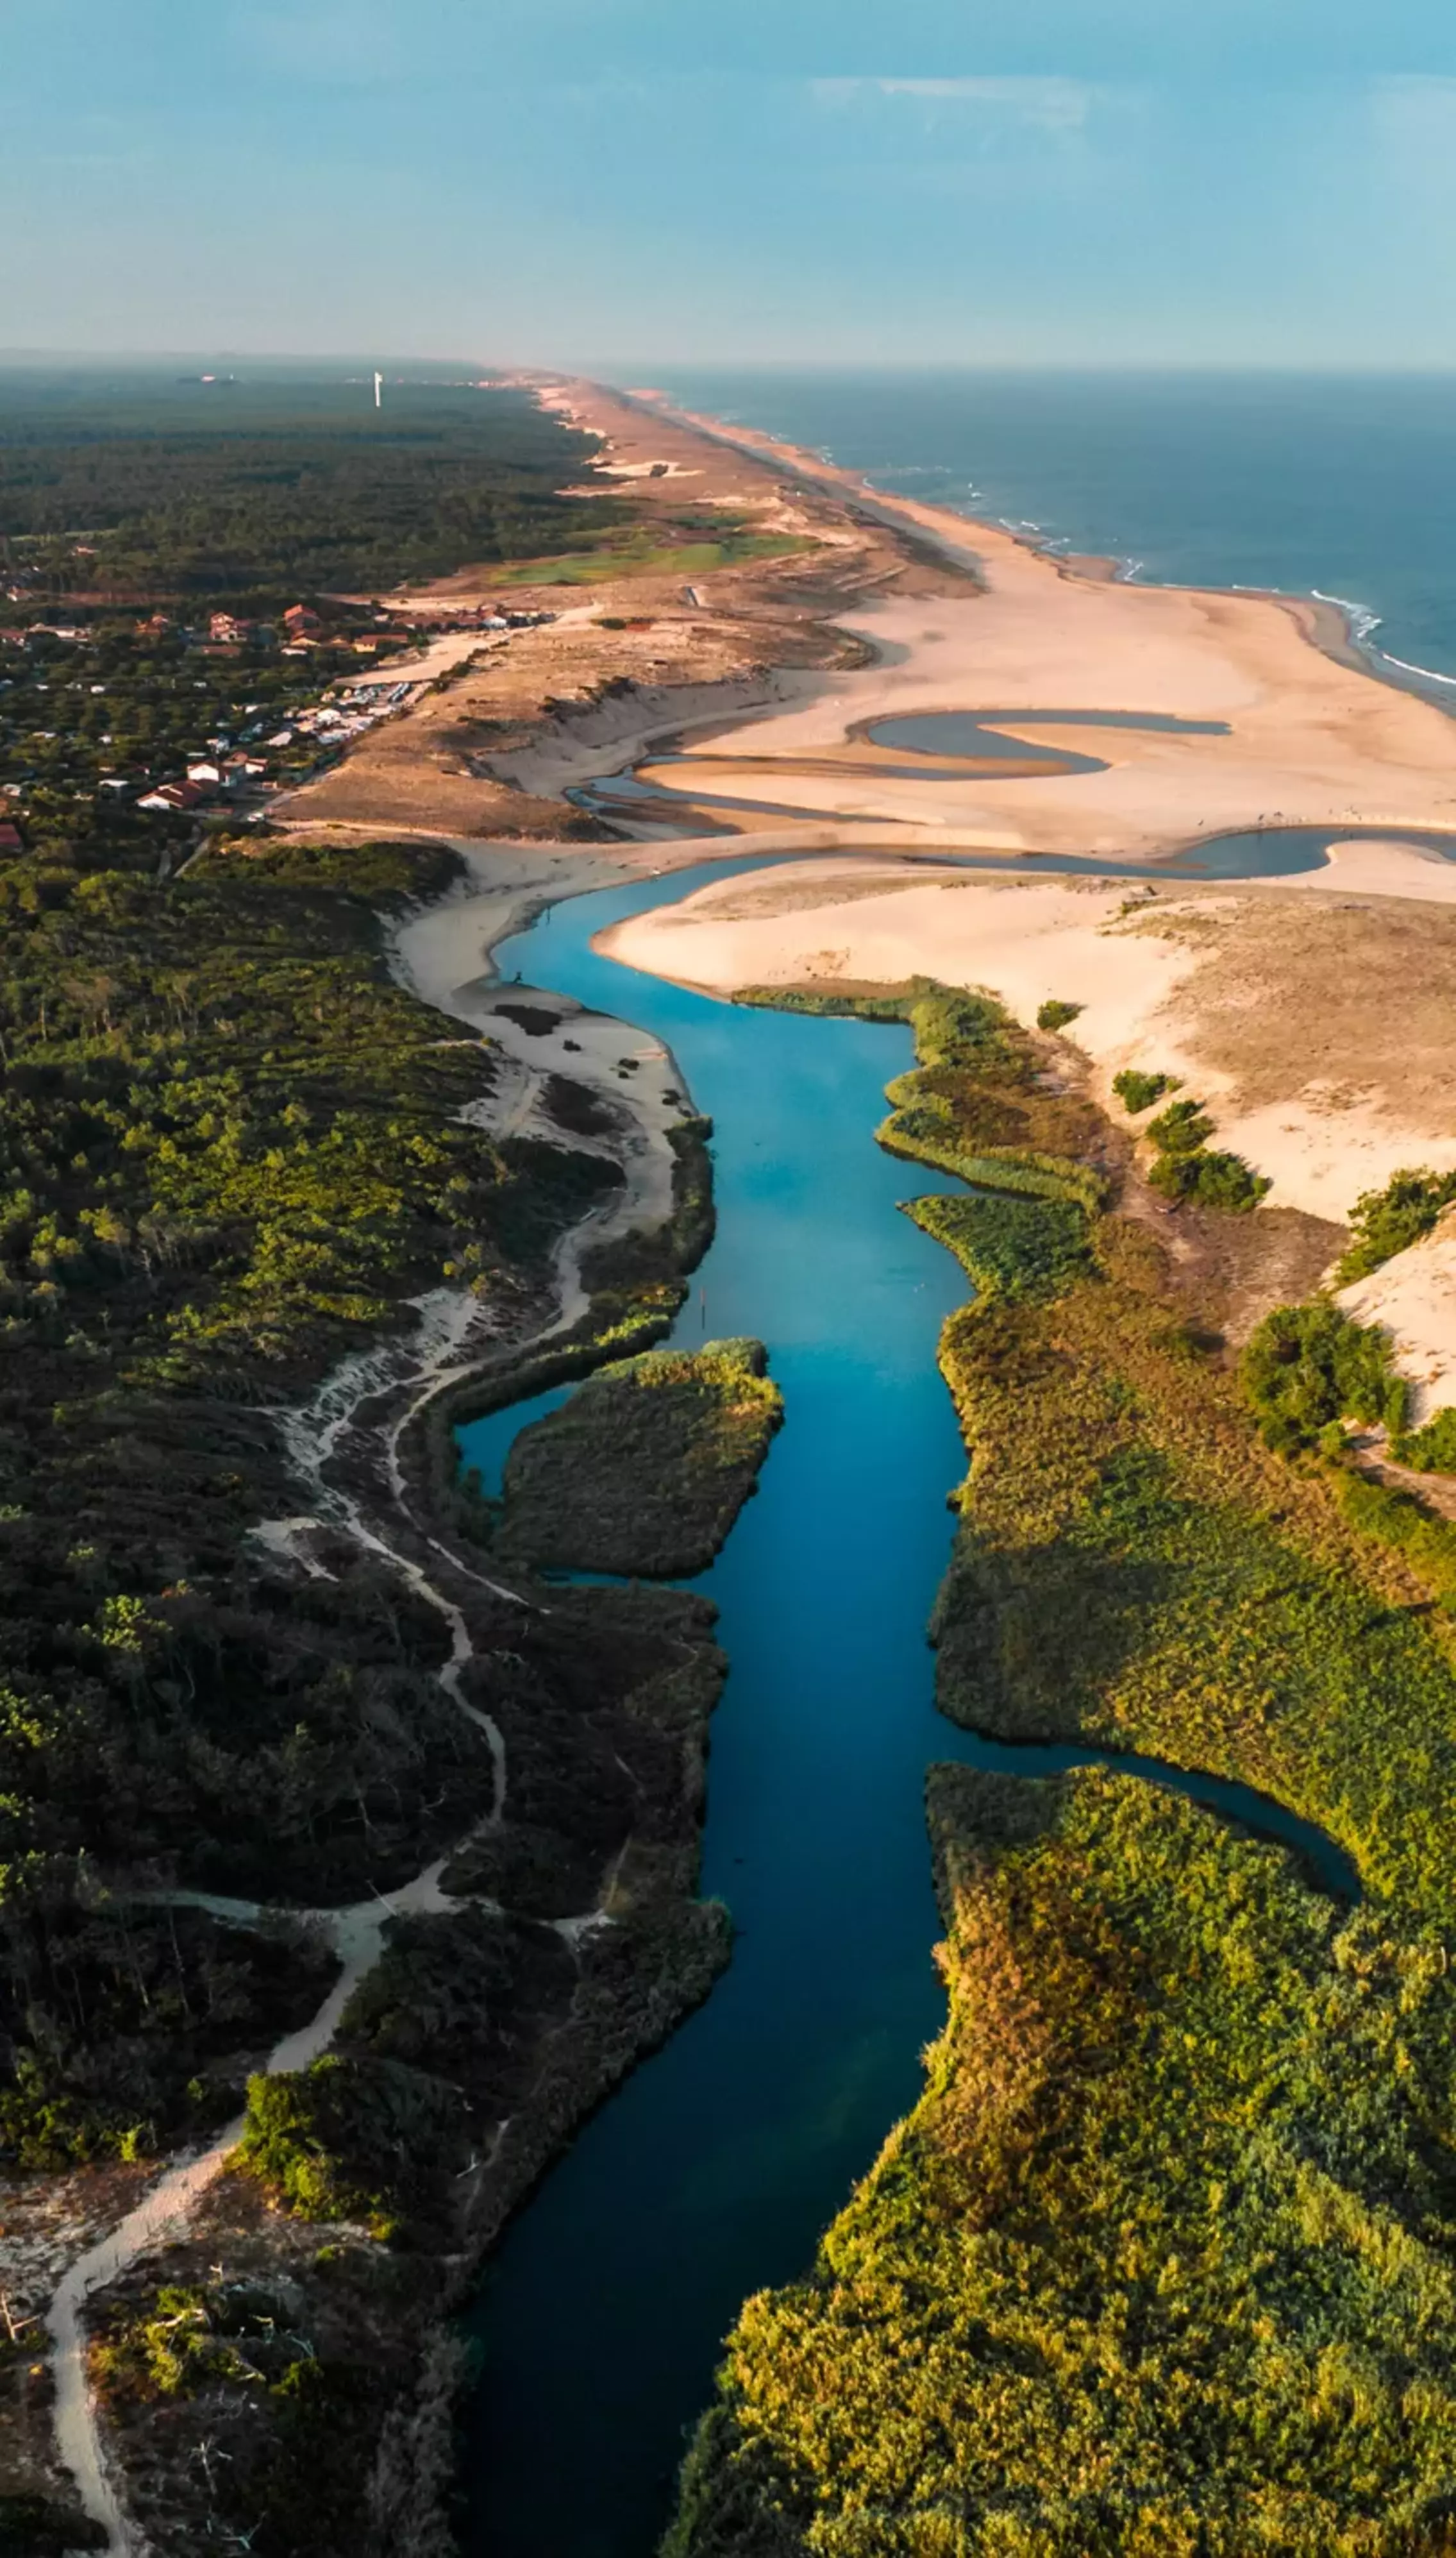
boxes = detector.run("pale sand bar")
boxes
[630,394,1456,859]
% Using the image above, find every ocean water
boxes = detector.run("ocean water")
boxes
[646,368,1456,698]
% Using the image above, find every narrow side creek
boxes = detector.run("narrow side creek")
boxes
[456,857,1357,2558]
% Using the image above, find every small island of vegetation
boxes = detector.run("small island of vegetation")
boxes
[489,1337,783,1578]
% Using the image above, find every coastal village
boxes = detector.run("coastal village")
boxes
[0,585,556,846]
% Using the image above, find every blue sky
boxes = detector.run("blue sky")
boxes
[8,0,1456,365]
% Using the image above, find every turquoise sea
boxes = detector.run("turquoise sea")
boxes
[649,368,1456,699]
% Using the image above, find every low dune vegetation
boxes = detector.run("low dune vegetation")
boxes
[1144,1093,1270,1214]
[1241,1299,1408,1453]
[489,1337,783,1578]
[1335,1165,1456,1283]
[1112,1066,1180,1113]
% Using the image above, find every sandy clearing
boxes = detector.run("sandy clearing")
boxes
[1340,1221,1456,1424]
[603,857,1456,1215]
[392,845,693,1252]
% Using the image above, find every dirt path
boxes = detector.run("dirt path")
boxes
[40,862,695,2555]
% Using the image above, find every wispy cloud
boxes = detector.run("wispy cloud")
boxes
[228,6,402,86]
[810,75,1106,135]
[1371,72,1456,137]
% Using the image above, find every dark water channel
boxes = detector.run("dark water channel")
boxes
[455,852,1362,2558]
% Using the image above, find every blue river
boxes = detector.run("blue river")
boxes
[456,854,1356,2558]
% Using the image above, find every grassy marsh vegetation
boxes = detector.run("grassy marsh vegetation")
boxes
[670,1770,1456,2557]
[901,1191,1091,1306]
[932,1213,1456,1917]
[671,975,1456,2554]
[737,981,1107,1208]
[491,1337,783,1578]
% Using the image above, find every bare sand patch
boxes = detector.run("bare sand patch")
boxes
[1340,1222,1456,1424]
[603,860,1456,1221]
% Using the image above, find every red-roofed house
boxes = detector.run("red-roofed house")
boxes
[137,780,207,813]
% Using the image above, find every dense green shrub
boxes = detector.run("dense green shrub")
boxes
[1394,1402,1456,1474]
[1336,1165,1456,1282]
[1035,997,1082,1032]
[240,2052,469,2239]
[1111,1066,1178,1113]
[1148,1143,1271,1211]
[1241,1300,1405,1451]
[1146,1094,1214,1154]
[1144,1093,1269,1212]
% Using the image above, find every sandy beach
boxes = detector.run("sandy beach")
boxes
[308,376,1456,1420]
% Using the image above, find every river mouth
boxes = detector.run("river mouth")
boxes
[453,853,1357,2558]
[568,737,1456,880]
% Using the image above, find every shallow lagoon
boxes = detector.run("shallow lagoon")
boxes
[457,857,1354,2558]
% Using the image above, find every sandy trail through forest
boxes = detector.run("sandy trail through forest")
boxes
[42,855,696,2554]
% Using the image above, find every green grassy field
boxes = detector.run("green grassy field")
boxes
[497,532,818,586]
